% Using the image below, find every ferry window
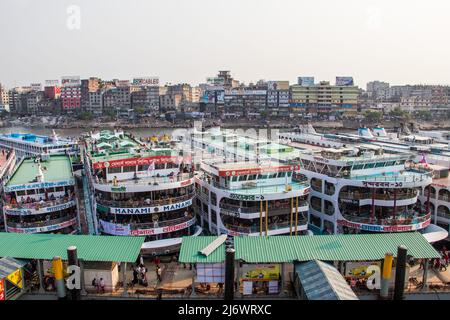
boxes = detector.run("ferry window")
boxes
[363,163,375,169]
[238,175,247,181]
[269,173,278,179]
[202,186,209,195]
[55,187,64,192]
[231,176,239,182]
[258,174,268,179]
[122,165,136,172]
[138,164,149,171]
[375,162,385,168]
[353,164,364,170]
[277,172,286,178]
[247,174,257,180]
[287,172,293,177]
[386,161,396,166]
[26,189,36,195]
[108,167,122,174]
[211,193,217,206]
[166,163,178,169]
[38,188,45,194]
[155,163,166,170]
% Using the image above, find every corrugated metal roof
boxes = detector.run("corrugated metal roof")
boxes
[295,260,358,300]
[235,233,440,263]
[179,236,226,263]
[0,233,145,263]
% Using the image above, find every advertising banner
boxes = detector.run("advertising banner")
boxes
[61,76,81,87]
[241,264,281,281]
[99,217,196,236]
[4,179,75,192]
[6,217,77,234]
[337,218,431,232]
[92,155,192,170]
[219,164,300,177]
[6,268,23,289]
[297,77,315,86]
[132,77,159,86]
[109,199,193,215]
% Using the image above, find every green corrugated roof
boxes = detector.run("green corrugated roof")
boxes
[234,233,440,263]
[0,233,145,263]
[179,236,226,263]
[6,155,73,186]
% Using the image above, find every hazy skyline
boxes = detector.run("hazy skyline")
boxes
[1,0,450,88]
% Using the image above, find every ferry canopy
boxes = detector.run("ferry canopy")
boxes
[0,233,145,263]
[179,233,440,263]
[294,260,358,300]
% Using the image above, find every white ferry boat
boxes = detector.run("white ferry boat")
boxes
[181,126,310,236]
[0,131,78,159]
[296,144,435,235]
[82,130,201,255]
[2,154,79,234]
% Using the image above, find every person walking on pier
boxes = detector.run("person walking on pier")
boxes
[156,265,162,282]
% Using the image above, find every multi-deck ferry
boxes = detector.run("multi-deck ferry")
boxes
[82,130,201,255]
[0,131,78,159]
[181,127,310,236]
[2,154,79,234]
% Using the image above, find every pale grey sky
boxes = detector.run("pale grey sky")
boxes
[1,0,450,88]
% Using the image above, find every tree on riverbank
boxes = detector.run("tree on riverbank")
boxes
[364,110,382,122]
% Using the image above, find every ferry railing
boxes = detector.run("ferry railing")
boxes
[219,201,308,214]
[349,171,432,183]
[225,218,308,234]
[438,196,450,202]
[339,190,419,201]
[6,214,78,229]
[94,172,194,186]
[96,192,195,208]
[4,196,76,211]
[341,210,431,226]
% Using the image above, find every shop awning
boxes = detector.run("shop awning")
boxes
[0,233,145,263]
[294,260,358,300]
[234,232,440,263]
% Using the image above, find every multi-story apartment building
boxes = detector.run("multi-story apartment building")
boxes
[267,81,290,116]
[8,87,32,115]
[131,86,160,112]
[366,81,390,101]
[290,77,359,117]
[400,96,432,112]
[81,77,101,114]
[103,84,131,112]
[224,88,267,116]
[0,84,9,111]
[61,77,82,113]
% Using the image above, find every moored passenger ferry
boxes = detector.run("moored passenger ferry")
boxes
[296,144,435,235]
[0,131,78,159]
[195,160,310,236]
[2,154,79,234]
[82,130,201,255]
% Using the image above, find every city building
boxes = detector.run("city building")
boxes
[290,77,359,117]
[61,76,82,113]
[0,84,10,112]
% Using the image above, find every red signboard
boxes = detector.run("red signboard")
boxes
[92,155,192,170]
[219,164,300,177]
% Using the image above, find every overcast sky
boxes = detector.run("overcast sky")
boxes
[1,0,450,88]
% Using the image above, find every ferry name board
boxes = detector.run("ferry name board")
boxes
[92,155,192,170]
[219,165,300,177]
[99,217,196,236]
[6,217,77,234]
[337,218,431,232]
[362,181,403,188]
[109,199,193,215]
[4,179,75,193]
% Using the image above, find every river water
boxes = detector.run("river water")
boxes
[0,126,177,139]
